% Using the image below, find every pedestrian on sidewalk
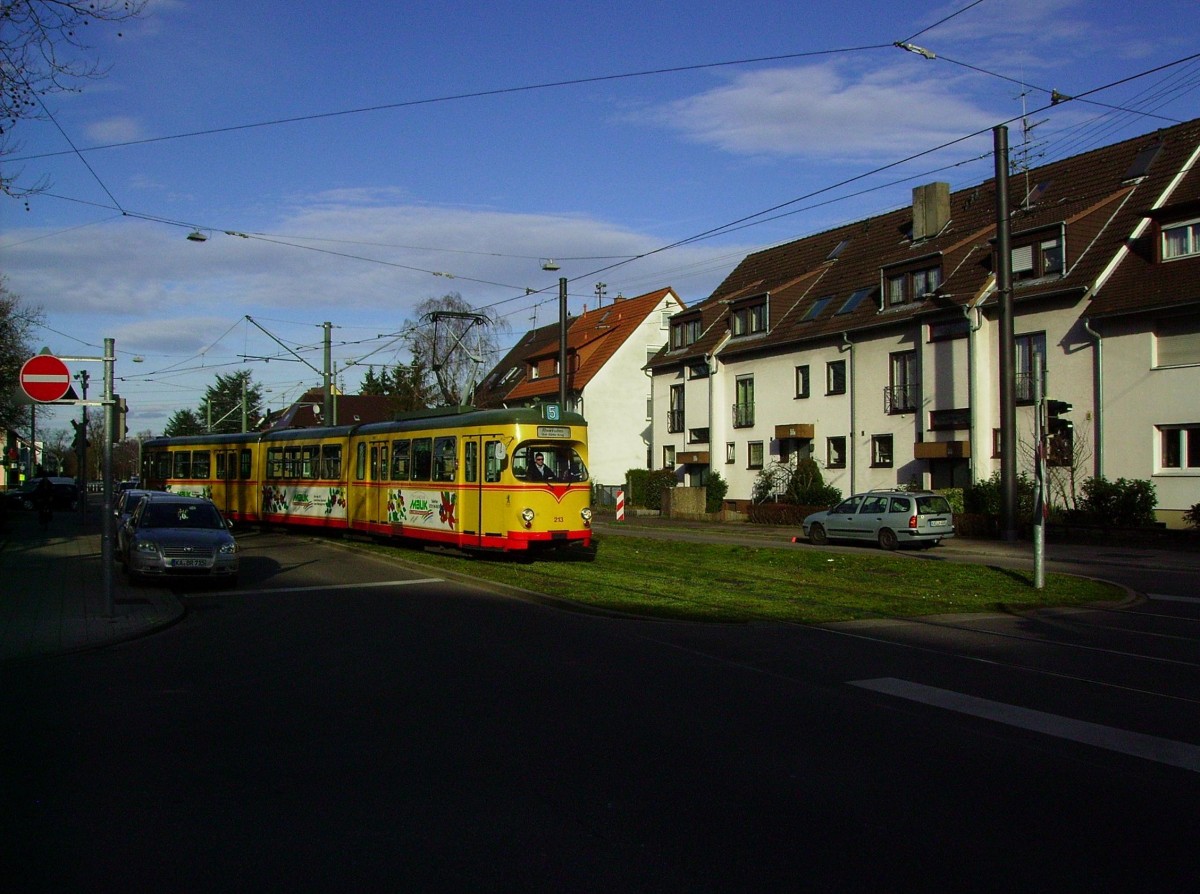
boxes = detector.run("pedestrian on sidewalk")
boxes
[34,470,54,532]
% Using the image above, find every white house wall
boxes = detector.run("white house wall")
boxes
[583,296,680,487]
[1096,314,1199,520]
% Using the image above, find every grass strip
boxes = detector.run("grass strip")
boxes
[358,533,1123,624]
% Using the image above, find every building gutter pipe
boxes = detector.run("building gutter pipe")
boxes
[1083,317,1103,479]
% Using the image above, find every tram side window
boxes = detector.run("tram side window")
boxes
[433,437,456,482]
[322,444,341,479]
[391,440,410,481]
[267,447,284,479]
[464,441,478,483]
[240,449,253,479]
[216,451,227,480]
[301,445,320,479]
[192,450,211,479]
[485,441,505,483]
[153,452,170,481]
[411,438,433,481]
[173,451,191,479]
[356,442,367,481]
[283,446,303,478]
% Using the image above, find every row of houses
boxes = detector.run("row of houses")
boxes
[477,117,1200,526]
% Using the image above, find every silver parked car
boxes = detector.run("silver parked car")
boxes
[802,490,955,550]
[120,494,239,586]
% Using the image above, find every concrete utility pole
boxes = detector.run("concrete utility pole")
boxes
[995,125,1018,542]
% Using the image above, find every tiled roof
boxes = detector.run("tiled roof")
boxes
[648,118,1200,369]
[477,287,683,405]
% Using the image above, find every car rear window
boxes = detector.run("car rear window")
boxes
[915,495,953,515]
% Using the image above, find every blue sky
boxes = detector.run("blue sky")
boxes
[3,0,1198,436]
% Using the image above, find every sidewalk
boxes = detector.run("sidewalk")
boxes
[0,506,183,663]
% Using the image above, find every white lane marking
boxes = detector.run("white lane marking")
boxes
[1148,593,1200,604]
[850,677,1200,773]
[222,578,444,596]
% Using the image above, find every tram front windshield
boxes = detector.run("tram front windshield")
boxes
[512,444,588,482]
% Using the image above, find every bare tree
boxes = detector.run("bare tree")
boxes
[0,275,45,431]
[2,0,146,196]
[403,293,508,407]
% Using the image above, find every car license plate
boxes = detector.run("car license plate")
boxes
[929,519,947,527]
[172,558,208,567]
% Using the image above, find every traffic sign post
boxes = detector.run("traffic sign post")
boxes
[19,353,72,403]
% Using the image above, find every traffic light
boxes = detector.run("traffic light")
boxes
[111,394,129,442]
[71,418,89,453]
[1046,399,1073,437]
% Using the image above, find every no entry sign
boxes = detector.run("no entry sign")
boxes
[19,354,72,402]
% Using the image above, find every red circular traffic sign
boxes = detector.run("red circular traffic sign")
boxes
[19,354,72,402]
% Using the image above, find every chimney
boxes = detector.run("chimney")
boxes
[912,182,950,240]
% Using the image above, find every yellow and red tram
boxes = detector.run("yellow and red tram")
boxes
[140,406,593,553]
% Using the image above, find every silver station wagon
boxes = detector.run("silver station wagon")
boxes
[802,490,956,550]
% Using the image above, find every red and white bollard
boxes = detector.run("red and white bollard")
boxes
[615,488,625,522]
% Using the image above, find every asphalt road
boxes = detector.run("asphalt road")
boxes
[3,529,1198,892]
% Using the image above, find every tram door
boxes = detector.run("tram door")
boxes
[217,449,237,518]
[369,439,389,525]
[459,436,505,547]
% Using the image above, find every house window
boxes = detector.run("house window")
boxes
[930,408,971,431]
[663,445,676,468]
[826,359,846,395]
[871,435,893,467]
[733,376,754,428]
[529,363,540,380]
[726,442,735,464]
[827,436,847,469]
[884,262,942,305]
[888,351,919,413]
[1159,425,1200,470]
[747,441,764,470]
[795,365,810,399]
[688,428,709,444]
[668,384,685,433]
[929,317,970,341]
[1012,228,1065,280]
[671,316,702,349]
[731,298,767,337]
[1162,219,1200,260]
[1154,316,1200,367]
[1014,331,1047,403]
[800,296,833,322]
[993,428,1002,458]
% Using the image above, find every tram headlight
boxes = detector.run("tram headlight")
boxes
[521,507,535,529]
[580,507,592,527]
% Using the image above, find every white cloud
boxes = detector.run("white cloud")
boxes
[84,116,148,144]
[656,62,998,163]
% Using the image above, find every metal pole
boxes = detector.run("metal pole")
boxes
[102,338,115,616]
[995,125,1018,542]
[1033,352,1045,589]
[558,277,568,411]
[323,321,334,423]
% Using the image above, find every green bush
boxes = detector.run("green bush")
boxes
[704,471,729,514]
[752,458,841,508]
[1078,476,1157,527]
[964,470,1036,519]
[1184,503,1200,530]
[626,468,678,510]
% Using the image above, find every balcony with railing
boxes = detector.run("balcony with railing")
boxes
[884,383,920,414]
[732,402,755,428]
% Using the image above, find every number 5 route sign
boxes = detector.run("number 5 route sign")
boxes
[19,353,72,402]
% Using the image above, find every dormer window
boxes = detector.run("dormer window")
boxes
[882,259,942,306]
[730,296,768,337]
[670,315,702,349]
[1012,225,1065,281]
[1162,218,1200,261]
